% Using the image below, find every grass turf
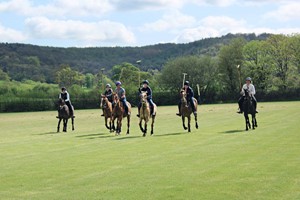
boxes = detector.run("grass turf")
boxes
[0,102,299,200]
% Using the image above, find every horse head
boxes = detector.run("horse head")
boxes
[180,90,188,106]
[58,98,66,107]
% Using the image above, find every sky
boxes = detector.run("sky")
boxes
[0,0,300,47]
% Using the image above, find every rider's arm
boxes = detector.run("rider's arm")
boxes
[65,92,70,101]
[251,85,256,95]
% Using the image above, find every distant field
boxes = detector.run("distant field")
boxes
[0,102,299,200]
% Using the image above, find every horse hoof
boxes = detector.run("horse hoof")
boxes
[184,127,187,130]
[151,131,153,135]
[196,124,199,129]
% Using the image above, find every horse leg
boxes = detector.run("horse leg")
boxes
[194,112,198,129]
[188,116,191,132]
[63,119,68,132]
[182,116,187,130]
[72,117,74,131]
[139,119,144,133]
[244,113,249,131]
[105,117,110,130]
[251,114,255,130]
[151,115,155,135]
[57,118,62,132]
[126,115,130,135]
[143,120,147,137]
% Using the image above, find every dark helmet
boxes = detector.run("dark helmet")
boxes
[245,77,252,82]
[184,81,190,86]
[106,83,111,88]
[115,81,122,86]
[142,80,149,85]
[61,87,66,91]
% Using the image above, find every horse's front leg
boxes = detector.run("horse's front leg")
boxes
[188,116,191,132]
[139,119,144,133]
[143,120,148,137]
[151,115,156,135]
[57,118,62,132]
[182,116,187,130]
[105,117,110,130]
[244,113,249,131]
[63,119,68,132]
[71,117,74,131]
[194,112,198,129]
[252,114,256,130]
[126,115,130,135]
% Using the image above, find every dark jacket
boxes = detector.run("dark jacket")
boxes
[140,86,152,99]
[104,88,113,102]
[183,86,194,99]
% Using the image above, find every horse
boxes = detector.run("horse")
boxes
[112,93,131,135]
[243,89,258,131]
[57,98,74,132]
[138,91,157,137]
[101,95,113,132]
[179,90,198,132]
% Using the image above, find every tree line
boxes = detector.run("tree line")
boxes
[0,33,299,112]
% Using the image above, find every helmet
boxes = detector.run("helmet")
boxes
[245,77,252,82]
[106,83,111,88]
[61,87,66,91]
[184,81,190,86]
[142,80,149,85]
[115,81,122,86]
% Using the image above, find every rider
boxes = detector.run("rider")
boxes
[237,77,258,114]
[137,80,155,117]
[115,81,130,115]
[58,87,74,118]
[101,83,114,117]
[176,81,196,116]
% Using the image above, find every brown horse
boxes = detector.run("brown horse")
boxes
[101,95,113,131]
[112,93,131,135]
[57,98,74,132]
[139,91,157,137]
[179,90,198,132]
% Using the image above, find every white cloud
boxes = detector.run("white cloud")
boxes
[0,0,114,17]
[25,17,135,45]
[175,15,300,43]
[264,2,300,21]
[141,11,196,32]
[0,23,27,43]
[175,16,247,42]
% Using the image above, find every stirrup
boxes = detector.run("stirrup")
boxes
[176,113,181,116]
[136,114,140,117]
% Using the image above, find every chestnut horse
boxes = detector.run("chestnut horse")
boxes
[139,91,157,137]
[112,93,131,135]
[57,98,74,132]
[179,90,198,132]
[101,95,113,131]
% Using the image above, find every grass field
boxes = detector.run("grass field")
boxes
[0,102,299,200]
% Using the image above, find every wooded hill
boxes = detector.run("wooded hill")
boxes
[0,33,270,83]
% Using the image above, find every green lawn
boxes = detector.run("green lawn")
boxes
[0,102,299,200]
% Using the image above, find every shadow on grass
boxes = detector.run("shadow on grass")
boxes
[35,131,58,135]
[220,129,244,134]
[114,135,142,140]
[75,133,107,138]
[154,132,187,137]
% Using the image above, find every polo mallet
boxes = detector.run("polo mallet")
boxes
[196,84,201,103]
[236,65,242,89]
[182,73,187,87]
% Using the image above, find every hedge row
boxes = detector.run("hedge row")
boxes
[0,89,299,112]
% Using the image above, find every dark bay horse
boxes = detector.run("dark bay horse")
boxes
[57,98,74,132]
[101,95,113,131]
[112,93,131,135]
[243,89,258,131]
[139,91,157,137]
[180,90,198,132]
